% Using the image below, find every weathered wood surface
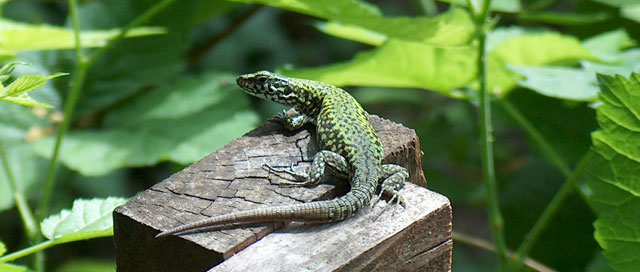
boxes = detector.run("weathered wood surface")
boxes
[113,114,451,271]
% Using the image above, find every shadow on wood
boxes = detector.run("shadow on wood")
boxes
[113,114,451,271]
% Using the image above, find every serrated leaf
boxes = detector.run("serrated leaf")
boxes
[0,72,66,108]
[41,197,128,240]
[282,39,477,98]
[0,263,27,272]
[33,73,259,176]
[231,0,475,46]
[0,18,164,55]
[3,73,67,96]
[586,73,640,272]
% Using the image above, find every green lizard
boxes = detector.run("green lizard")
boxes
[155,71,408,238]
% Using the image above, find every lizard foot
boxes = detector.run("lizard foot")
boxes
[262,164,309,185]
[371,187,405,221]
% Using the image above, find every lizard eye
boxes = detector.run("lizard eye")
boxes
[256,76,267,85]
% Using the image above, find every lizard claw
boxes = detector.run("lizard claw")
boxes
[269,110,288,122]
[262,164,308,184]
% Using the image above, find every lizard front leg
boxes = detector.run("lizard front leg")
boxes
[270,109,315,131]
[264,150,349,186]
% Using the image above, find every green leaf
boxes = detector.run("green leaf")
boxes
[591,0,639,7]
[57,259,116,272]
[0,18,164,57]
[314,21,386,46]
[438,0,521,13]
[587,73,640,272]
[0,263,27,272]
[509,49,640,101]
[230,0,475,46]
[622,4,640,22]
[582,49,640,77]
[70,0,194,116]
[33,73,259,176]
[291,26,596,98]
[486,28,597,95]
[41,197,128,240]
[0,100,50,212]
[583,29,636,62]
[0,240,5,256]
[282,39,477,97]
[518,11,609,26]
[590,0,640,22]
[509,66,599,101]
[0,71,67,108]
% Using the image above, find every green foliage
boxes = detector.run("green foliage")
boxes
[587,73,640,272]
[56,259,115,272]
[231,0,475,46]
[440,0,521,13]
[592,0,640,22]
[283,40,477,97]
[0,62,65,107]
[0,18,164,59]
[508,66,599,101]
[0,263,27,272]
[33,73,258,176]
[41,197,127,240]
[0,62,62,212]
[1,0,639,271]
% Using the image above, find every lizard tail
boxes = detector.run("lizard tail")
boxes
[156,182,376,238]
[156,166,378,238]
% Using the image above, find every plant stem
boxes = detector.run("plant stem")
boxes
[69,0,85,63]
[35,0,178,269]
[85,0,179,68]
[188,5,263,65]
[40,0,179,222]
[467,0,507,268]
[497,99,571,176]
[0,229,113,263]
[0,241,54,263]
[0,140,38,242]
[453,231,557,272]
[510,151,593,270]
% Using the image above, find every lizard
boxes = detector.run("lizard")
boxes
[155,71,408,238]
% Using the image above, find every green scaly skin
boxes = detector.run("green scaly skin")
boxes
[156,71,408,238]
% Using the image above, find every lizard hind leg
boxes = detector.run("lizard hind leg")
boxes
[264,150,350,187]
[371,164,409,208]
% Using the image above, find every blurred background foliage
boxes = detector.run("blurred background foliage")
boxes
[0,0,639,271]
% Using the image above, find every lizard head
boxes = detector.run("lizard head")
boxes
[236,71,299,106]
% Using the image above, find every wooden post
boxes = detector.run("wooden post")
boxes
[113,114,451,271]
